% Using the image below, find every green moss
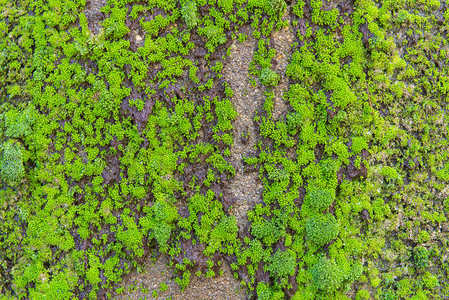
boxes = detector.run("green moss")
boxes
[259,67,280,86]
[310,256,344,292]
[266,249,296,278]
[305,188,335,212]
[356,289,371,300]
[251,218,285,246]
[414,246,430,270]
[256,280,284,299]
[306,214,339,247]
[1,0,449,298]
[0,140,25,185]
[269,0,286,15]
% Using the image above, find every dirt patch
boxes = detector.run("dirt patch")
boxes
[271,14,295,120]
[113,255,245,300]
[222,27,265,232]
[84,0,107,35]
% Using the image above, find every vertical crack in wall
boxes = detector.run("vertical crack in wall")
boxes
[223,17,295,232]
[271,17,295,121]
[84,0,107,35]
[222,27,265,233]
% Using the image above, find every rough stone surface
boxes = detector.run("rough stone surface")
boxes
[272,17,295,120]
[112,255,246,300]
[223,26,264,233]
[84,0,107,35]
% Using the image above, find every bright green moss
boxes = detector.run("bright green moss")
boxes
[305,188,335,212]
[3,107,35,138]
[256,282,284,300]
[174,270,191,291]
[306,214,339,247]
[205,215,238,255]
[0,140,25,185]
[1,0,449,298]
[310,256,344,292]
[103,6,130,39]
[251,218,285,246]
[414,246,430,270]
[266,249,296,278]
[269,0,286,15]
[260,67,280,86]
[199,24,227,52]
[356,289,371,300]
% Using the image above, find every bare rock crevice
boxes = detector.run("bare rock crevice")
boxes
[222,27,265,232]
[84,0,107,35]
[271,17,295,121]
[113,255,245,300]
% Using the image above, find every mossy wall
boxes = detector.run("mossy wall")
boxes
[0,0,449,299]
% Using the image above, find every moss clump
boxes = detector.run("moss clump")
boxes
[0,141,25,185]
[310,256,344,292]
[260,68,280,86]
[251,218,285,246]
[305,188,335,212]
[269,0,286,15]
[256,282,284,300]
[266,249,296,278]
[306,214,339,247]
[413,246,429,270]
[3,107,35,139]
[181,1,198,30]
